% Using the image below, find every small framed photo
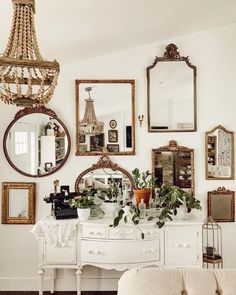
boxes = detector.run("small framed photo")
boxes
[60,185,70,196]
[108,130,118,143]
[107,144,119,153]
[109,120,117,129]
[79,144,87,154]
[79,133,86,143]
[208,187,235,222]
[90,134,104,152]
[45,162,53,172]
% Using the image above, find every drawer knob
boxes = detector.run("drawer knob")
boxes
[89,232,95,235]
[96,232,102,236]
[174,243,183,248]
[183,243,190,248]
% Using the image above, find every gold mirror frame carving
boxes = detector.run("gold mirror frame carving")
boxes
[2,182,36,224]
[205,125,234,180]
[75,79,135,156]
[74,156,135,192]
[147,43,197,133]
[152,140,195,192]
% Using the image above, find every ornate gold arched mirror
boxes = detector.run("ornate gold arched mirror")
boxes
[152,140,194,192]
[75,156,135,193]
[147,44,197,132]
[205,125,234,180]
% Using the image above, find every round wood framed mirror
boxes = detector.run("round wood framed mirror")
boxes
[3,106,71,177]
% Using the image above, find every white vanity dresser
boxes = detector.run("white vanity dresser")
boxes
[32,217,202,295]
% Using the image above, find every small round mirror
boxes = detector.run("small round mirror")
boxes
[3,106,71,177]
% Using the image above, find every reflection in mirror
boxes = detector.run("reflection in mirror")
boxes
[206,125,234,180]
[4,106,71,177]
[9,189,28,218]
[147,43,197,132]
[78,168,132,194]
[2,182,35,224]
[75,80,135,156]
[152,140,194,191]
[75,156,135,193]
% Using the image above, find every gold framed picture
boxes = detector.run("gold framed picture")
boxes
[208,187,235,222]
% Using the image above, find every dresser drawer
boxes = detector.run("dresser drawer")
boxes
[81,240,160,264]
[82,226,106,239]
[139,228,159,240]
[43,240,77,265]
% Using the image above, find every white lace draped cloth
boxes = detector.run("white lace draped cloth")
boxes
[31,216,79,247]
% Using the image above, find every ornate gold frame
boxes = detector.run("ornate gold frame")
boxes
[74,156,135,192]
[208,187,235,222]
[2,182,36,224]
[152,140,195,192]
[205,125,234,180]
[75,79,136,156]
[147,43,197,133]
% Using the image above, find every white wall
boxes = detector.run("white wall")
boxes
[0,23,236,291]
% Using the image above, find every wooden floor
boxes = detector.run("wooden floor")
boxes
[0,292,117,295]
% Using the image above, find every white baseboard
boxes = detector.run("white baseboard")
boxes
[0,277,118,291]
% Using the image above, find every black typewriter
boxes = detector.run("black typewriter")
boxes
[44,191,78,220]
[52,200,78,219]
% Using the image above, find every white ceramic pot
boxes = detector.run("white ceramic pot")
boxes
[102,202,118,218]
[77,208,90,221]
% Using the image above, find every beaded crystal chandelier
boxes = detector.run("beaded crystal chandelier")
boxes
[0,0,60,107]
[80,87,104,135]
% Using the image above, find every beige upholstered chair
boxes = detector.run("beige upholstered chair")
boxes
[118,268,236,295]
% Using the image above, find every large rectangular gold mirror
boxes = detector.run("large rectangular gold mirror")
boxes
[75,79,135,156]
[147,44,197,132]
[205,125,234,180]
[2,182,36,224]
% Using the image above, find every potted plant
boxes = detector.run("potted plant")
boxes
[101,178,120,218]
[69,188,96,220]
[132,168,155,206]
[156,184,201,228]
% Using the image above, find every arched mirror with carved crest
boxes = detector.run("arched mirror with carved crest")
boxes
[3,106,71,177]
[152,140,194,192]
[75,156,135,194]
[205,125,234,180]
[147,43,197,132]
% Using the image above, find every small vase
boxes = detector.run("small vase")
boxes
[133,189,151,207]
[77,208,90,221]
[102,202,118,218]
[180,200,189,220]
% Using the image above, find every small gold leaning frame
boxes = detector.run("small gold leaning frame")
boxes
[2,182,36,224]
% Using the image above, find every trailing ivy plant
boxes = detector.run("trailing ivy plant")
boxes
[110,205,145,239]
[155,184,201,228]
[132,168,155,189]
[110,183,201,239]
